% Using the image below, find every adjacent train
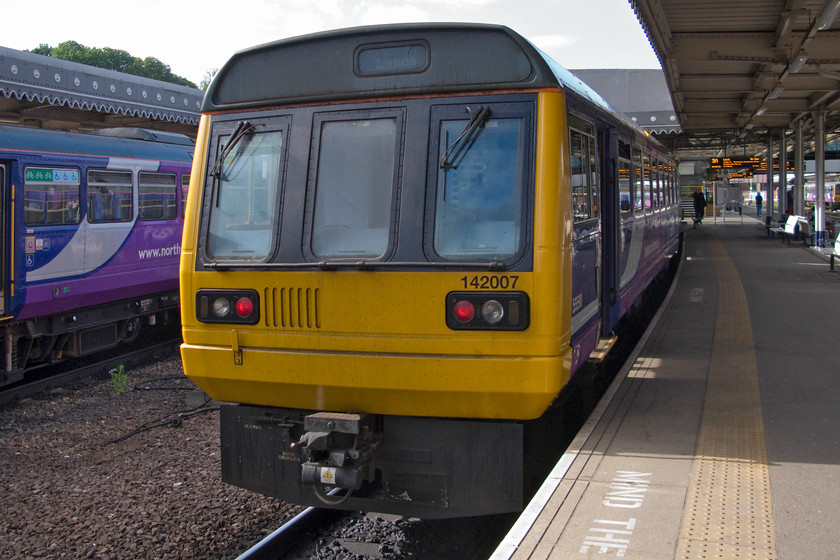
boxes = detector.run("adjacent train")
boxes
[180,23,681,518]
[1,125,193,386]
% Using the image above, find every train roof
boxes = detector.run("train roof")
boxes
[0,125,194,162]
[203,23,613,113]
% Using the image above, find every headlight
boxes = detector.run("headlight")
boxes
[212,297,231,318]
[481,300,504,324]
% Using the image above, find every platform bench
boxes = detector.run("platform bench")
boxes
[769,215,811,246]
[765,213,783,237]
[811,231,840,271]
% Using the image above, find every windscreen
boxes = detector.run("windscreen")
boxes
[206,129,284,260]
[433,112,526,260]
[311,117,398,258]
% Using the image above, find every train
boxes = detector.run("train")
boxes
[179,23,681,518]
[1,125,193,386]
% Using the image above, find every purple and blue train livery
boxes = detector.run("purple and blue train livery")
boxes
[1,125,193,386]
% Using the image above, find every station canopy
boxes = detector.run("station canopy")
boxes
[0,47,202,136]
[629,0,840,160]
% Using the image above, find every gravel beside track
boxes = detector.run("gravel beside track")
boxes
[0,351,297,560]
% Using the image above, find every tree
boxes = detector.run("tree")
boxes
[31,44,52,57]
[200,68,219,91]
[29,41,198,89]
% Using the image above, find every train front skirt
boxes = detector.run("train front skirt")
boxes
[220,404,525,518]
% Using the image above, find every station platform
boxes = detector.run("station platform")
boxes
[492,213,840,560]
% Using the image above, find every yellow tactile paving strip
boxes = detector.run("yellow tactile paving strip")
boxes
[676,238,776,559]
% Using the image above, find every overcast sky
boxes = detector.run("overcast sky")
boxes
[2,0,661,86]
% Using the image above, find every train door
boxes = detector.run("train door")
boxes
[0,164,5,316]
[568,112,602,371]
[599,128,619,335]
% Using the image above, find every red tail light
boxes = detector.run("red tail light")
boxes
[196,290,260,324]
[453,300,476,322]
[235,296,254,317]
[446,292,529,331]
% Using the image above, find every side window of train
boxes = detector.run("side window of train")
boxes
[568,113,598,224]
[669,165,676,206]
[205,118,288,261]
[642,153,653,213]
[139,173,177,221]
[659,163,667,206]
[87,170,133,223]
[430,103,531,261]
[653,160,661,210]
[23,167,82,226]
[181,174,190,217]
[633,148,644,216]
[307,108,404,260]
[618,140,632,218]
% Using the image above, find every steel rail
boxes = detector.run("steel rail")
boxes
[234,506,347,560]
[0,339,180,407]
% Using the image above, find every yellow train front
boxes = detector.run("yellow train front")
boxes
[181,24,680,518]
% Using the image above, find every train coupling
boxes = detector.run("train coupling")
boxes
[294,412,376,493]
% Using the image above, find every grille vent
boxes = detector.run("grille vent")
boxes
[263,287,321,329]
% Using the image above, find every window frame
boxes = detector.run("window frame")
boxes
[22,166,82,227]
[618,139,633,219]
[652,159,661,210]
[200,115,291,262]
[642,152,654,214]
[568,112,599,225]
[180,173,190,218]
[632,147,644,216]
[138,172,178,221]
[301,107,406,262]
[87,169,133,224]
[424,101,534,263]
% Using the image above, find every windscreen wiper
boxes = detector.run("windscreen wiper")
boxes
[439,106,492,171]
[209,120,254,180]
[210,120,255,208]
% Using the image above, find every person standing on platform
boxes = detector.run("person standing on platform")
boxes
[692,189,707,228]
[755,191,763,218]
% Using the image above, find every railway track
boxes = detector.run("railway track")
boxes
[234,505,517,560]
[0,337,181,407]
[234,507,344,560]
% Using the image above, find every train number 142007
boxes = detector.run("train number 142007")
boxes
[460,275,519,290]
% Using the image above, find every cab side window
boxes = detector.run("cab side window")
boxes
[569,113,598,223]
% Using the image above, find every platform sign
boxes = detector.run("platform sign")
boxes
[710,158,794,172]
[709,157,761,169]
[756,161,795,172]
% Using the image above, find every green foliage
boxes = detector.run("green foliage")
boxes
[109,364,131,395]
[30,44,53,56]
[200,68,219,91]
[29,41,198,89]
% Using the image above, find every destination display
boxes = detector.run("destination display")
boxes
[709,157,794,171]
[709,157,760,169]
